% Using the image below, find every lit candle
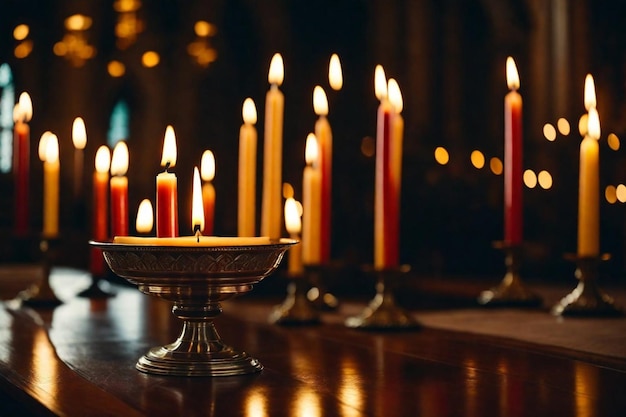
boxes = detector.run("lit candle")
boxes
[136,199,154,234]
[578,75,600,257]
[504,56,523,245]
[302,133,321,265]
[284,197,303,275]
[386,78,404,268]
[12,92,32,237]
[90,146,110,276]
[192,166,205,237]
[313,85,332,264]
[72,117,87,199]
[156,125,179,237]
[328,54,343,91]
[261,53,284,240]
[110,141,129,237]
[238,98,257,237]
[42,133,60,238]
[200,150,215,235]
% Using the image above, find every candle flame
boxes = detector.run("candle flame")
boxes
[192,166,205,233]
[387,78,403,113]
[72,117,87,150]
[136,199,154,234]
[584,74,596,111]
[268,53,284,86]
[95,145,111,173]
[506,57,520,91]
[329,53,343,91]
[110,141,129,176]
[588,107,601,140]
[18,92,32,122]
[313,86,328,116]
[44,134,59,163]
[305,133,319,167]
[38,131,52,161]
[283,182,294,199]
[374,65,387,100]
[284,197,301,235]
[242,98,257,125]
[201,150,215,181]
[161,125,177,168]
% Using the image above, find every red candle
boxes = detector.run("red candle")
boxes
[313,86,332,264]
[156,125,179,237]
[12,93,32,237]
[90,146,110,276]
[504,57,523,245]
[110,141,129,237]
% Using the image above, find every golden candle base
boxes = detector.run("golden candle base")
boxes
[268,273,320,325]
[478,242,542,307]
[91,238,296,377]
[552,254,622,317]
[19,238,63,308]
[305,264,339,311]
[345,265,420,330]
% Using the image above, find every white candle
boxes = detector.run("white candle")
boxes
[302,133,321,265]
[238,98,257,237]
[284,197,303,275]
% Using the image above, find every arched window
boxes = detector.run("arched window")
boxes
[107,98,130,147]
[0,63,15,173]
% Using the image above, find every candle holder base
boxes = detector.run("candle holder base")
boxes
[305,264,339,311]
[552,254,622,317]
[269,276,320,325]
[77,276,115,299]
[345,266,419,330]
[478,242,542,307]
[19,238,63,308]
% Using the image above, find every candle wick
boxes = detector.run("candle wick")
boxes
[165,161,171,172]
[194,224,202,242]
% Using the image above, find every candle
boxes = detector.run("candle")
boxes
[386,78,404,267]
[200,151,215,235]
[42,133,60,238]
[261,53,285,240]
[110,141,129,237]
[504,56,523,245]
[136,199,154,234]
[238,98,257,237]
[284,197,303,275]
[313,86,332,264]
[12,92,32,236]
[90,145,110,276]
[72,117,87,199]
[156,125,179,237]
[328,54,343,91]
[192,166,205,236]
[302,133,321,265]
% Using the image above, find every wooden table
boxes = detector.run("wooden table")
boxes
[0,267,625,416]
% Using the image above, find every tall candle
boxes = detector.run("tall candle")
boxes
[156,125,179,237]
[42,133,60,238]
[72,117,87,199]
[261,53,284,240]
[201,150,215,236]
[110,141,129,237]
[313,85,332,264]
[90,145,110,276]
[284,197,303,275]
[238,98,257,237]
[192,166,205,235]
[386,78,404,268]
[504,56,523,245]
[12,92,32,237]
[136,199,154,234]
[302,133,321,265]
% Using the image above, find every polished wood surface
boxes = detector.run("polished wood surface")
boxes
[1,267,625,416]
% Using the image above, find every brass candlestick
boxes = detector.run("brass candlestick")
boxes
[91,238,296,377]
[268,269,320,325]
[345,265,419,330]
[552,254,622,317]
[478,242,542,307]
[19,237,63,307]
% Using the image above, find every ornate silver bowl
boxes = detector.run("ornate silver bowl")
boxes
[90,238,296,377]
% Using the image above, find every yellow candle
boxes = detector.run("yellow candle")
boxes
[113,235,275,247]
[284,197,303,275]
[313,86,332,264]
[238,98,257,237]
[42,133,60,238]
[302,133,321,265]
[578,103,600,257]
[201,150,215,235]
[261,53,284,240]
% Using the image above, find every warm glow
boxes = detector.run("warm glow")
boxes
[44,134,59,163]
[313,86,328,116]
[200,150,215,181]
[543,123,556,141]
[38,132,53,161]
[470,150,485,169]
[142,51,160,68]
[587,107,600,140]
[506,56,520,90]
[557,118,571,135]
[608,133,620,151]
[284,197,301,235]
[584,74,596,111]
[110,141,129,176]
[194,21,215,37]
[65,14,92,31]
[328,53,343,91]
[245,387,268,417]
[136,199,154,233]
[95,146,111,174]
[537,170,553,189]
[578,114,589,137]
[283,182,294,199]
[72,117,87,149]
[161,125,177,168]
[14,40,33,59]
[242,98,257,124]
[268,53,284,86]
[490,157,503,175]
[107,60,126,77]
[374,65,387,100]
[294,388,322,417]
[192,166,205,232]
[14,92,33,122]
[605,185,617,204]
[387,78,403,113]
[617,184,626,203]
[434,146,449,165]
[523,169,537,188]
[305,133,319,167]
[13,24,29,41]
